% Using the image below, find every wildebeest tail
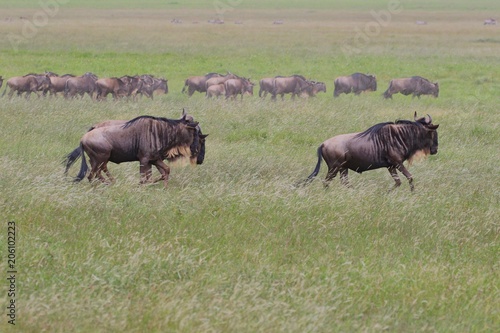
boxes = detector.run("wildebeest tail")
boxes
[74,143,88,182]
[296,144,324,187]
[383,81,392,99]
[63,146,82,175]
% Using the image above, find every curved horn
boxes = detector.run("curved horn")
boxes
[414,111,418,121]
[425,114,432,124]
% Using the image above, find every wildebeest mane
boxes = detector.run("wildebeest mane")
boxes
[123,115,183,129]
[355,122,394,139]
[356,119,426,139]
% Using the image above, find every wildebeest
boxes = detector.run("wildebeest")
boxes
[224,77,254,100]
[304,113,439,191]
[65,113,207,188]
[302,81,326,97]
[272,75,312,100]
[333,73,377,97]
[135,76,168,99]
[48,73,75,97]
[383,76,439,99]
[64,72,98,99]
[206,83,225,98]
[205,73,238,90]
[182,72,222,96]
[2,73,51,99]
[258,77,275,98]
[95,77,129,100]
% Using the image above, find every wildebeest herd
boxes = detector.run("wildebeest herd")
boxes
[0,70,440,190]
[0,72,168,100]
[0,71,439,100]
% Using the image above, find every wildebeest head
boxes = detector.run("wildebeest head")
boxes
[367,75,377,91]
[414,112,439,155]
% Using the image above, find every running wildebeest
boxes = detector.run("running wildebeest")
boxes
[383,76,439,99]
[65,113,207,188]
[64,72,98,99]
[182,72,222,96]
[333,73,377,97]
[304,113,439,191]
[272,75,312,100]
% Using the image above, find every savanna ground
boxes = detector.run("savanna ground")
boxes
[0,0,499,332]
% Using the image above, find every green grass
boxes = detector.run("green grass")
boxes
[0,1,499,332]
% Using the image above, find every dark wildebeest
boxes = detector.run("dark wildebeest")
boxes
[2,74,51,99]
[48,74,75,97]
[182,73,222,96]
[224,78,254,100]
[65,114,207,188]
[333,73,377,97]
[304,113,439,191]
[206,83,225,98]
[258,77,275,98]
[272,75,312,100]
[302,81,326,97]
[64,72,98,99]
[383,76,439,99]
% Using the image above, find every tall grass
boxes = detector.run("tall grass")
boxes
[0,2,499,332]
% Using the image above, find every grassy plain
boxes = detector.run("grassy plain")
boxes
[0,1,499,332]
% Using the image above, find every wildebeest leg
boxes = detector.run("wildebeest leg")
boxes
[101,163,115,183]
[139,161,153,184]
[152,160,171,188]
[396,164,414,191]
[388,166,402,189]
[323,166,339,187]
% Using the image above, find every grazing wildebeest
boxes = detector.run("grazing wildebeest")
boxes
[259,77,275,98]
[65,114,207,188]
[182,73,222,96]
[64,72,98,99]
[302,81,326,97]
[333,73,377,97]
[2,74,51,99]
[224,78,254,100]
[48,74,75,97]
[383,76,439,99]
[206,83,225,98]
[304,113,439,191]
[272,75,312,100]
